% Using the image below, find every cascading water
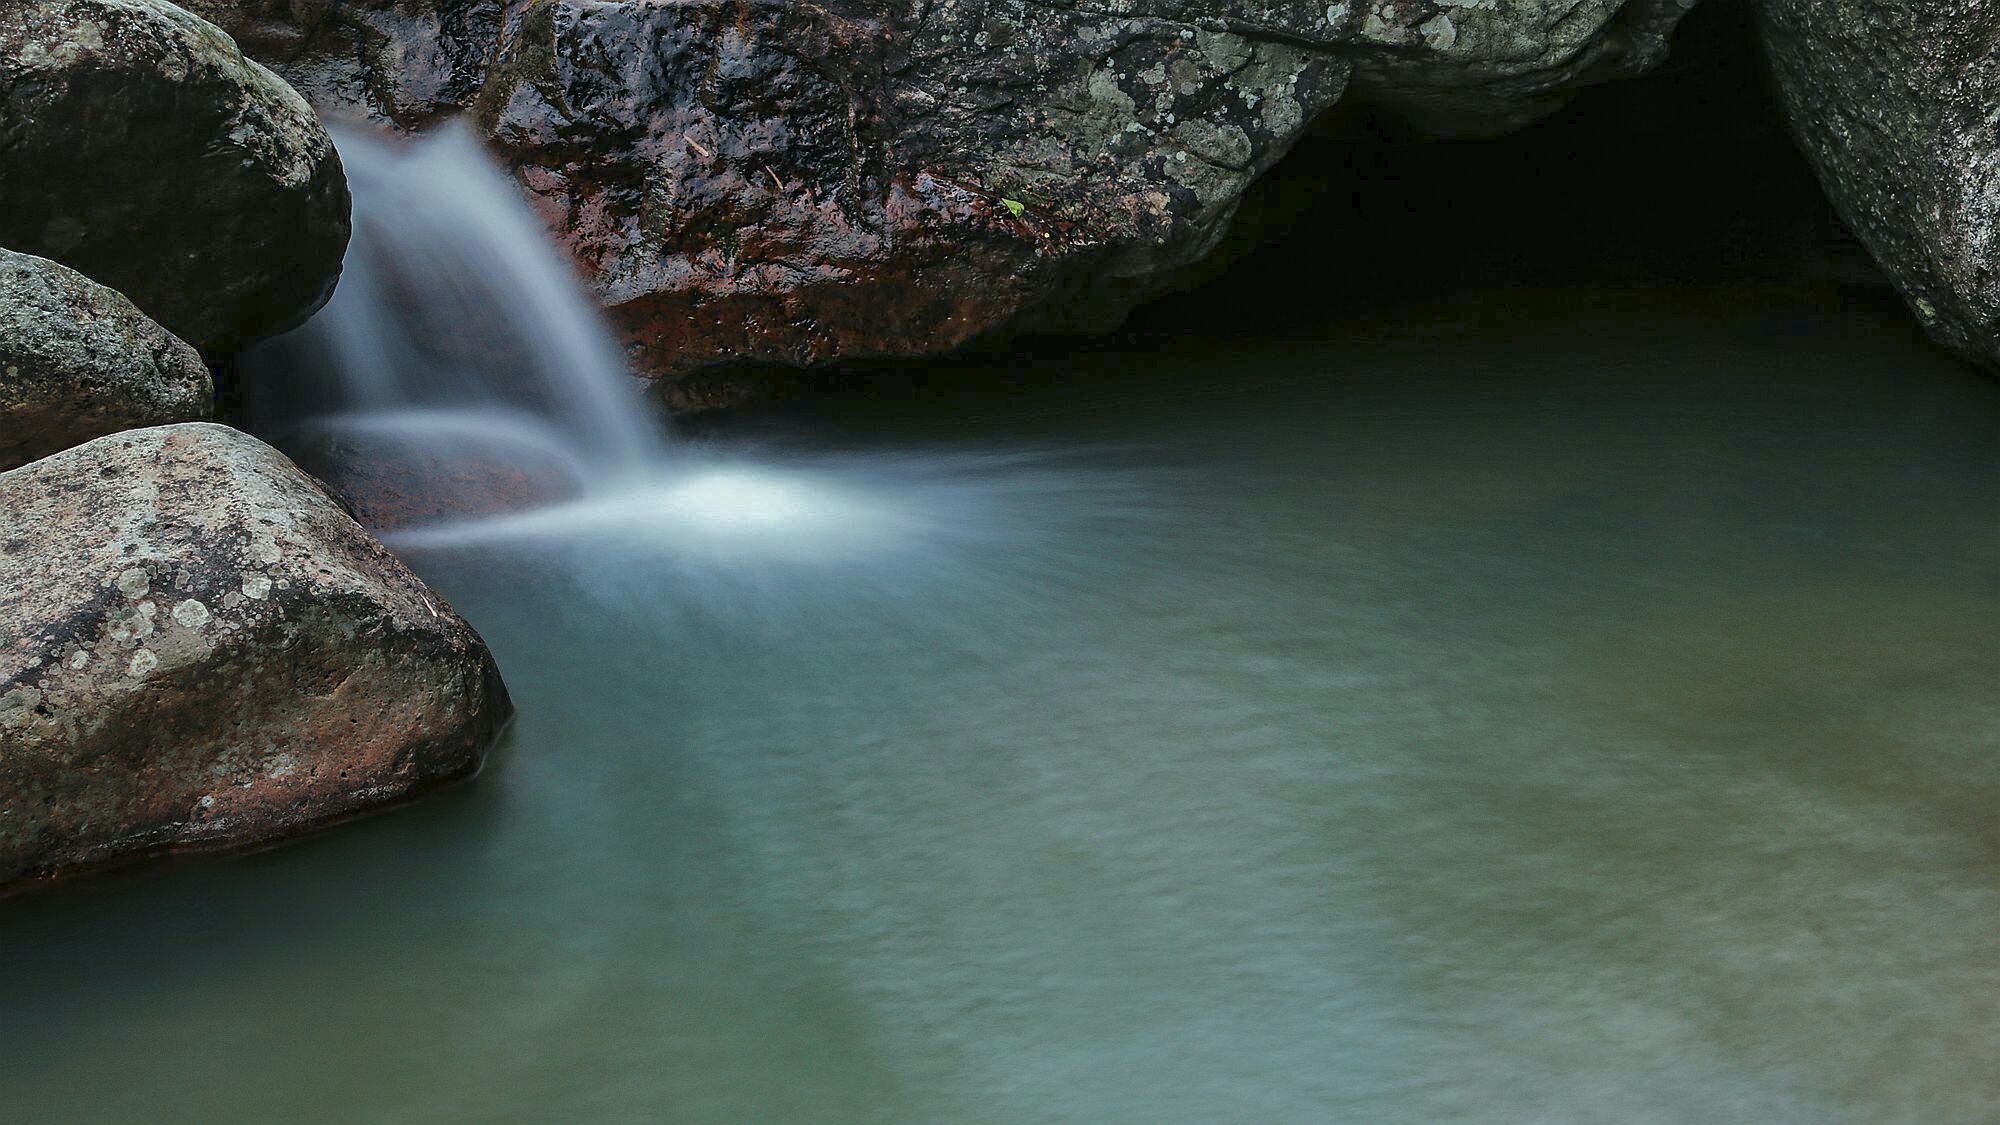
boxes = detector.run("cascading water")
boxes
[241,124,667,528]
[241,123,1070,561]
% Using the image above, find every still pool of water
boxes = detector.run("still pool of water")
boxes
[4,291,1998,1123]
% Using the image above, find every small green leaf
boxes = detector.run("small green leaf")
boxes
[1000,197,1026,217]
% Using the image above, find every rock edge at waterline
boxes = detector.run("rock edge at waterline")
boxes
[187,0,1696,402]
[0,424,511,893]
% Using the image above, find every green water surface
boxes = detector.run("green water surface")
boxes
[4,290,1997,1123]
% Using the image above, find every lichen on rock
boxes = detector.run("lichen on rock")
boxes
[0,248,213,470]
[0,0,351,352]
[0,423,511,892]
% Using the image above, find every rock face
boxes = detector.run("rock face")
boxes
[0,0,350,353]
[188,0,1695,399]
[0,423,511,892]
[0,249,213,470]
[1755,0,2000,374]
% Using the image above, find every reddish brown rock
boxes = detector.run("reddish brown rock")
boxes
[0,423,510,892]
[186,0,1695,405]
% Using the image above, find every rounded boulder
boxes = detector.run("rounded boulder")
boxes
[0,0,350,352]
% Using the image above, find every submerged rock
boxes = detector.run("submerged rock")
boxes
[1755,0,2000,372]
[282,416,586,532]
[0,423,510,892]
[0,249,213,470]
[0,0,350,353]
[186,0,1694,401]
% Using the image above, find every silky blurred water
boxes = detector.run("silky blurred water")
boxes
[241,125,665,500]
[4,291,1998,1123]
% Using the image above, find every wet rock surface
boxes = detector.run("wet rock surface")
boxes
[283,420,585,532]
[0,249,213,470]
[188,0,1694,399]
[0,0,350,353]
[1755,0,2000,374]
[0,423,511,893]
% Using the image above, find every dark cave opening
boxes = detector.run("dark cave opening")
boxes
[1126,0,1888,336]
[743,0,1921,414]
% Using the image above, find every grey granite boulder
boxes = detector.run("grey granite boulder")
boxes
[0,423,511,892]
[1755,0,2000,372]
[0,0,350,352]
[0,248,212,470]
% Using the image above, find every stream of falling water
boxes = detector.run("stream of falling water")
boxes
[239,123,665,522]
[2,130,1999,1124]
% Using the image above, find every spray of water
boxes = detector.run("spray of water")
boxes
[241,123,665,521]
[239,123,1146,562]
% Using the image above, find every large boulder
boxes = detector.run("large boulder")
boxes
[0,0,350,353]
[0,249,213,470]
[0,423,511,892]
[187,0,1695,403]
[1754,0,2000,371]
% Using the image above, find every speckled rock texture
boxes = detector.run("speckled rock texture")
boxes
[0,423,511,892]
[189,0,1694,402]
[0,249,213,471]
[1755,0,2000,374]
[0,0,350,353]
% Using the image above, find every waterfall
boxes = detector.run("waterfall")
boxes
[241,123,666,528]
[242,121,1053,563]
